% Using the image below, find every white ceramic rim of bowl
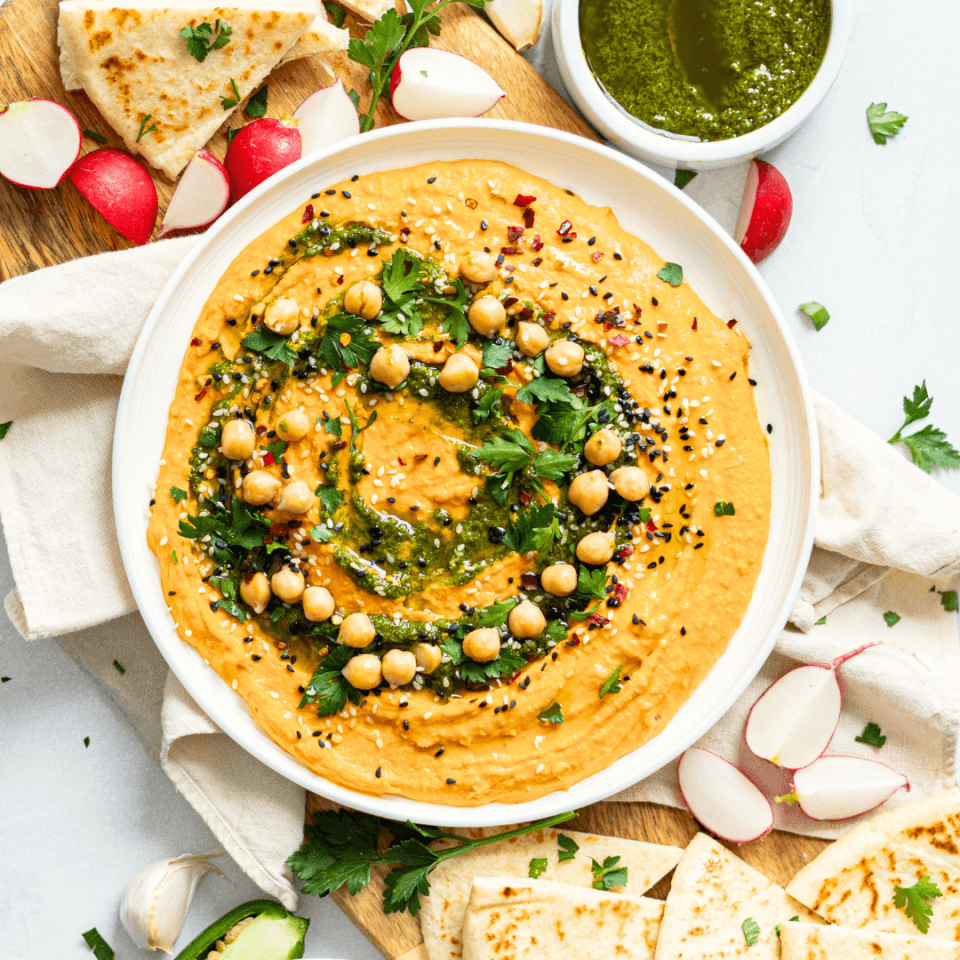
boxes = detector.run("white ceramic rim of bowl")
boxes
[114,118,818,826]
[553,0,852,169]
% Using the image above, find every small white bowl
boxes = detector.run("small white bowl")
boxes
[553,0,851,170]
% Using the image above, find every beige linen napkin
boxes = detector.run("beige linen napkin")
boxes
[1,242,958,900]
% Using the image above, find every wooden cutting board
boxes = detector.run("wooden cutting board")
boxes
[0,1,829,954]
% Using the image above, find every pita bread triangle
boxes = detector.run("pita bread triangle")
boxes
[58,1,316,178]
[780,922,960,959]
[786,788,960,941]
[461,877,665,960]
[653,832,822,959]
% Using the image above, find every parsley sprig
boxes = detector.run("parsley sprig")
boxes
[242,327,298,367]
[439,635,526,682]
[888,382,960,473]
[180,20,233,62]
[136,113,157,143]
[288,808,576,915]
[471,429,578,505]
[856,721,886,747]
[893,875,942,933]
[317,313,379,370]
[867,102,908,145]
[591,855,628,890]
[502,502,559,557]
[178,499,272,563]
[301,644,363,716]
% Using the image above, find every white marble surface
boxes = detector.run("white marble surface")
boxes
[2,1,959,957]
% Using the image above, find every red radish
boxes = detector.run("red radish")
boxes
[69,148,158,246]
[389,48,506,121]
[734,159,793,264]
[225,117,303,202]
[677,747,773,843]
[745,642,893,770]
[293,81,360,158]
[0,98,81,189]
[157,150,230,239]
[777,756,909,821]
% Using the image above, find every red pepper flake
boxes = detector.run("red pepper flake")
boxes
[646,518,657,531]
[521,572,539,590]
[503,296,519,307]
[269,523,286,537]
[609,333,631,347]
[332,440,348,451]
[591,251,604,263]
[337,275,344,285]
[543,310,556,324]
[557,220,572,235]
[518,307,534,321]
[433,341,444,352]
[614,583,629,602]
[531,256,543,267]
[588,613,610,627]
[401,226,411,233]
[194,388,207,401]
[507,225,524,242]
[501,246,518,255]
[397,456,406,466]
[514,193,536,207]
[263,451,276,466]
[243,572,255,583]
[616,544,635,559]
[566,636,582,646]
[523,208,535,228]
[692,317,698,330]
[191,337,202,347]
[302,204,315,224]
[727,318,738,328]
[633,303,643,317]
[519,491,532,506]
[530,234,544,251]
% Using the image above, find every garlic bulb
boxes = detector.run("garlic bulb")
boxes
[119,851,225,954]
[485,0,544,53]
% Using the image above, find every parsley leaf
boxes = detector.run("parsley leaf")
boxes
[941,590,959,612]
[538,702,563,723]
[893,875,942,933]
[517,375,575,407]
[591,855,628,890]
[502,502,558,556]
[888,382,960,472]
[884,611,901,627]
[867,102,908,144]
[856,721,886,748]
[742,917,760,946]
[558,833,579,862]
[179,499,271,562]
[0,421,12,439]
[245,84,269,118]
[532,447,579,481]
[473,385,504,424]
[82,927,115,960]
[459,647,525,683]
[576,565,608,602]
[242,327,298,366]
[800,301,830,331]
[216,596,247,622]
[322,416,343,436]
[657,262,683,286]
[318,486,343,514]
[301,644,363,716]
[901,381,934,427]
[599,663,623,697]
[171,486,188,503]
[529,857,548,878]
[180,20,232,62]
[309,525,334,543]
[473,598,520,628]
[472,429,536,473]
[481,339,513,372]
[674,169,697,189]
[382,247,426,301]
[318,313,379,370]
[266,439,288,460]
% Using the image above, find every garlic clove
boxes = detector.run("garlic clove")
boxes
[119,850,226,954]
[485,0,544,53]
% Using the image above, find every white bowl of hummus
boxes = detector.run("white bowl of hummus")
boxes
[114,119,817,826]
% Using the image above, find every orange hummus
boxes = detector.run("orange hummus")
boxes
[147,160,771,805]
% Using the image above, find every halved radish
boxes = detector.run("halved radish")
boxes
[0,98,82,189]
[734,159,793,264]
[225,117,303,202]
[389,48,506,121]
[157,150,230,239]
[777,756,909,821]
[293,81,360,158]
[745,642,886,769]
[69,148,158,245]
[677,747,773,843]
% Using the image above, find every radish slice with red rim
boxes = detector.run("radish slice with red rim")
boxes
[293,81,360,158]
[734,159,793,264]
[157,150,230,239]
[225,117,302,203]
[0,98,82,190]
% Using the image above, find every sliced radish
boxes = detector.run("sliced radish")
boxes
[745,642,889,770]
[292,81,360,158]
[389,48,506,121]
[225,117,303,202]
[0,99,82,190]
[677,747,773,843]
[734,159,793,264]
[157,150,230,239]
[778,756,909,821]
[69,148,158,246]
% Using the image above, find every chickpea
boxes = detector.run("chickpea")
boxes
[508,599,546,639]
[584,427,622,466]
[540,563,577,597]
[276,409,309,442]
[610,465,646,501]
[462,627,501,663]
[516,322,549,357]
[342,654,382,690]
[459,250,497,284]
[545,339,585,377]
[221,419,256,460]
[438,353,479,393]
[239,571,271,614]
[413,642,443,674]
[242,469,281,505]
[271,566,305,603]
[568,470,609,516]
[382,649,417,687]
[576,531,616,566]
[277,480,314,515]
[369,344,410,388]
[467,296,506,338]
[338,611,375,649]
[343,280,383,320]
[263,297,300,335]
[302,586,335,622]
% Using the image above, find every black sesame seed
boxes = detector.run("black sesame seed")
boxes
[446,778,456,785]
[767,423,773,434]
[325,188,336,195]
[376,766,382,777]
[252,654,261,661]
[403,719,409,730]
[427,176,437,183]
[351,174,359,182]
[480,220,488,230]
[263,266,273,274]
[250,269,260,276]
[587,236,596,245]
[561,292,569,301]
[749,378,758,386]
[342,190,351,198]
[435,747,445,757]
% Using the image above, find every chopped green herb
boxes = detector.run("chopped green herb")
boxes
[940,590,959,612]
[136,113,157,143]
[0,421,12,439]
[657,262,683,286]
[529,857,548,878]
[266,439,288,460]
[309,524,334,543]
[557,833,579,862]
[1,677,9,683]
[538,702,564,724]
[799,301,830,331]
[714,500,735,516]
[674,170,697,189]
[591,855,628,890]
[242,327,298,366]
[599,663,623,698]
[893,875,942,933]
[171,549,178,563]
[180,19,233,62]
[83,129,108,144]
[576,566,608,602]
[742,917,760,946]
[113,660,125,675]
[318,486,343,514]
[83,736,90,747]
[246,85,269,118]
[815,616,827,625]
[318,313,379,371]
[855,722,886,748]
[867,102,908,144]
[322,416,343,437]
[82,927,115,960]
[502,502,558,557]
[324,0,347,26]
[171,486,188,503]
[883,611,901,627]
[226,127,239,146]
[220,77,241,109]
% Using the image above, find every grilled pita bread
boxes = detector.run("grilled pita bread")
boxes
[58,2,314,178]
[653,833,822,959]
[461,877,665,960]
[786,789,960,941]
[780,922,960,959]
[419,827,683,960]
